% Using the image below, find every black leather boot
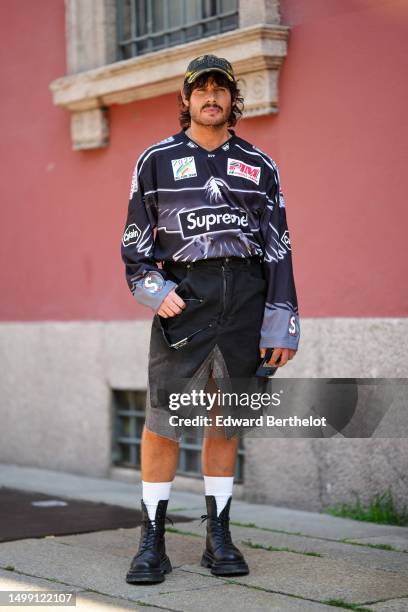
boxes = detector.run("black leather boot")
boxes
[200,495,249,576]
[126,499,172,584]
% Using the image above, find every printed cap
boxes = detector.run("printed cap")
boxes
[184,54,235,84]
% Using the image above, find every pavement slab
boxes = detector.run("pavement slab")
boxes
[51,528,206,568]
[170,505,408,542]
[180,548,408,605]
[171,520,408,576]
[138,582,337,611]
[346,535,408,553]
[368,597,408,611]
[0,568,159,611]
[0,538,226,602]
[67,591,168,611]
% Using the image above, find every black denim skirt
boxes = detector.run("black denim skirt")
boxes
[145,256,269,440]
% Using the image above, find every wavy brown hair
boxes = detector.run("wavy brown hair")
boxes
[178,71,244,130]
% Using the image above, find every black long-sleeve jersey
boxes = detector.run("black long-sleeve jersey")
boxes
[121,129,300,350]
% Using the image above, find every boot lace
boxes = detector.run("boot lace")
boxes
[138,516,174,553]
[200,513,233,545]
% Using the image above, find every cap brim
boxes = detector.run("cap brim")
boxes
[185,67,235,84]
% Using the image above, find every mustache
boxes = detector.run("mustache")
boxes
[201,103,223,111]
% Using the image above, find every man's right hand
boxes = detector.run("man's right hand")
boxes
[156,289,186,318]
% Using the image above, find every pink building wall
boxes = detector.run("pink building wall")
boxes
[1,0,407,321]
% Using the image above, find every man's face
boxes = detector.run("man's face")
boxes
[183,74,232,127]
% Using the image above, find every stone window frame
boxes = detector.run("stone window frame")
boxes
[49,0,289,150]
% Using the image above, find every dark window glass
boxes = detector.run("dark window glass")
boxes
[117,0,239,60]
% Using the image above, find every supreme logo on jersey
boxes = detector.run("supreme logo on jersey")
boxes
[227,158,261,185]
[288,315,298,336]
[122,223,142,247]
[171,156,197,181]
[178,205,248,239]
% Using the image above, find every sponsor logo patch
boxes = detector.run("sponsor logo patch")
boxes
[171,156,197,181]
[178,205,248,239]
[227,158,261,185]
[122,223,142,247]
[281,230,291,250]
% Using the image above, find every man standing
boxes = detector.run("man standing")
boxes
[121,55,300,584]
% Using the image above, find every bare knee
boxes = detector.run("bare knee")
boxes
[143,425,179,450]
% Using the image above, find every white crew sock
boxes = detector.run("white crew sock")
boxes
[142,481,173,521]
[204,475,234,516]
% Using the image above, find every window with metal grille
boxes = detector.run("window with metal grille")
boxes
[116,0,239,60]
[112,388,245,483]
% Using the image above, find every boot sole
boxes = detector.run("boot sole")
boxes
[126,556,172,584]
[200,550,249,576]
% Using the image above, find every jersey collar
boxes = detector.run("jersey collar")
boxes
[180,128,236,155]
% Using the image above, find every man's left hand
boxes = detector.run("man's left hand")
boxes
[259,347,297,367]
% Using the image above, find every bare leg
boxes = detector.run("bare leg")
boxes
[201,376,239,476]
[141,425,179,482]
[141,377,238,479]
